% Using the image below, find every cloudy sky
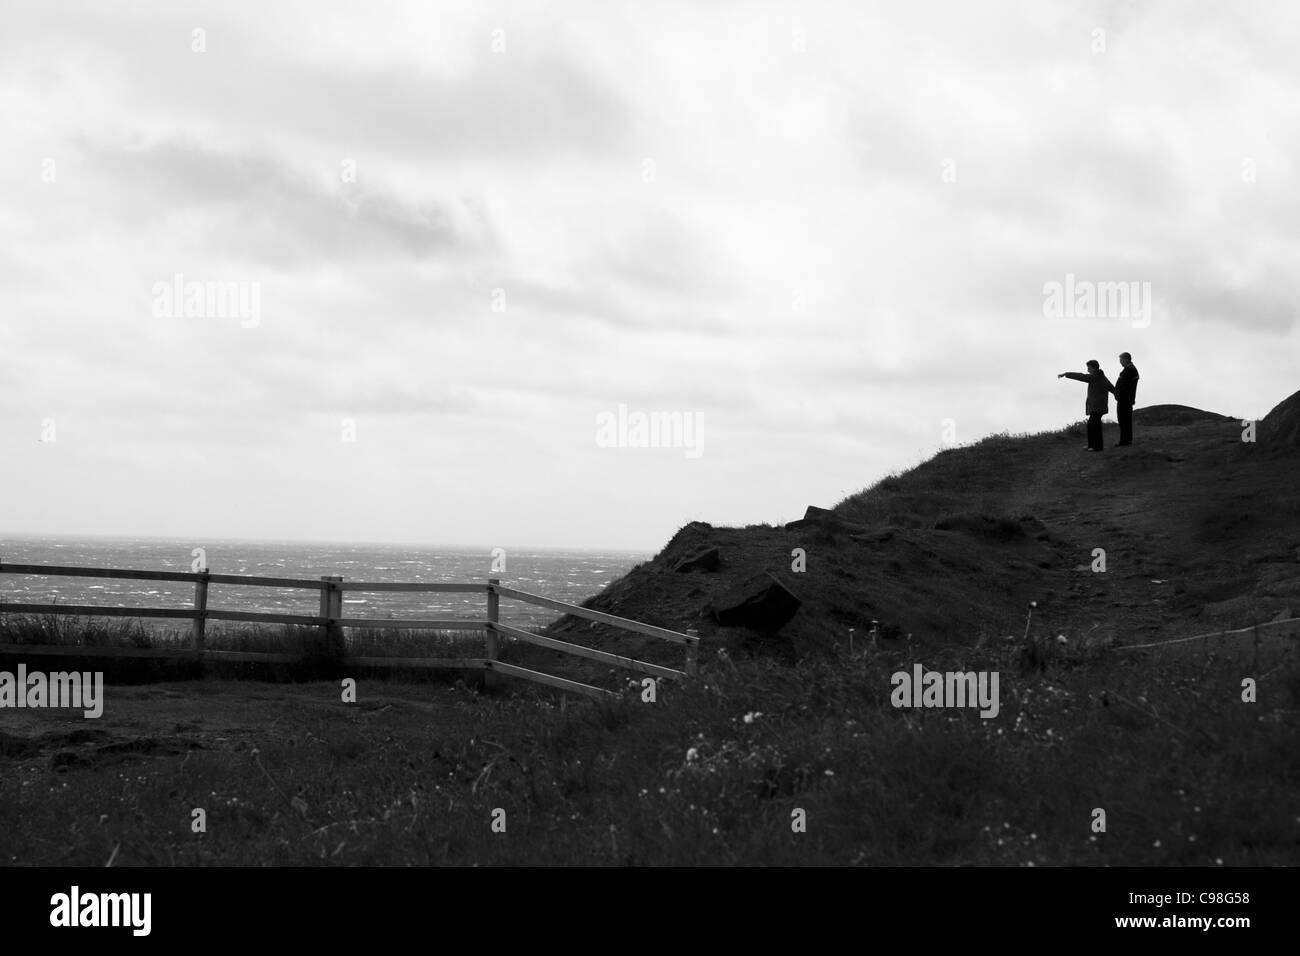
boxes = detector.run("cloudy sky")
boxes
[3,0,1298,551]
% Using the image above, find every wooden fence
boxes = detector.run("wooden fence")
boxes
[0,562,700,700]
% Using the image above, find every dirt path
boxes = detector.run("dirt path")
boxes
[996,416,1289,645]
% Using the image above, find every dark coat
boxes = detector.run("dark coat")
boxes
[1114,364,1139,406]
[1064,369,1113,416]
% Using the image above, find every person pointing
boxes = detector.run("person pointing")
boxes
[1059,359,1115,452]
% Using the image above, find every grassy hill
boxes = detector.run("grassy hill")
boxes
[2,396,1298,865]
[549,397,1300,666]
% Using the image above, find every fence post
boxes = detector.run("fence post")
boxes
[317,575,344,659]
[192,570,210,654]
[485,577,500,690]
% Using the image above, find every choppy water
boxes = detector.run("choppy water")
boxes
[0,535,649,630]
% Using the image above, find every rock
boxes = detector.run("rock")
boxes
[785,505,861,533]
[711,572,802,632]
[674,547,721,573]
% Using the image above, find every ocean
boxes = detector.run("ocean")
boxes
[0,535,650,631]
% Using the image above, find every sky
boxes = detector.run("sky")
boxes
[3,0,1299,551]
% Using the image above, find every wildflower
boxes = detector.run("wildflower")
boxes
[685,747,699,762]
[1153,840,1161,848]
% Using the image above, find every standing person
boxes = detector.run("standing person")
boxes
[1058,359,1115,452]
[1113,352,1140,446]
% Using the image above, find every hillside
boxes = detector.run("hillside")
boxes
[548,394,1300,668]
[4,394,1298,868]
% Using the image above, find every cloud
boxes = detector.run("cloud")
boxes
[77,138,489,266]
[4,0,1300,548]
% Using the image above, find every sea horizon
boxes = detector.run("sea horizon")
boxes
[0,533,652,629]
[1,529,657,556]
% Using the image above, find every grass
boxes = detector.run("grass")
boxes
[829,423,1097,532]
[1,618,1295,865]
[0,613,529,684]
[0,612,160,649]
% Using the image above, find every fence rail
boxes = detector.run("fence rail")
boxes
[0,561,699,699]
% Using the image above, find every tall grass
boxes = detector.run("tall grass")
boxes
[0,612,159,649]
[0,613,547,685]
[1,628,1293,865]
[0,613,526,656]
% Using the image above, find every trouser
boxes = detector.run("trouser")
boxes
[1087,413,1104,449]
[1118,403,1133,444]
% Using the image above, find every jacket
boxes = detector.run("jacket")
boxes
[1064,369,1113,416]
[1114,364,1139,406]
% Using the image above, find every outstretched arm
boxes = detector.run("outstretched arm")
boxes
[1061,372,1089,382]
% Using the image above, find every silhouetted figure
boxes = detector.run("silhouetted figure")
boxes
[1058,359,1115,452]
[1113,352,1139,446]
